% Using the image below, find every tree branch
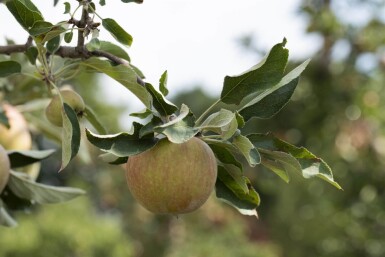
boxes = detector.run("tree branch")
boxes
[0,3,145,87]
[54,46,145,86]
[76,4,89,51]
[0,37,33,55]
[55,47,125,65]
[0,39,135,68]
[0,2,145,85]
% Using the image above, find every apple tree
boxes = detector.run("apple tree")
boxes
[0,0,341,227]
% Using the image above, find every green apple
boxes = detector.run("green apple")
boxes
[0,104,32,150]
[45,89,85,127]
[126,137,217,214]
[0,144,10,193]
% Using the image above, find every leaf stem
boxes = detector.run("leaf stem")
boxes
[53,62,80,78]
[20,72,42,81]
[195,99,221,126]
[200,134,222,139]
[84,106,107,134]
[71,2,82,19]
[87,3,103,20]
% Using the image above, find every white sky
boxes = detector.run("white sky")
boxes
[0,0,321,127]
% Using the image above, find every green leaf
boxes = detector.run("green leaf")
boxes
[220,40,288,105]
[46,35,61,53]
[61,103,81,171]
[0,199,18,227]
[130,63,145,79]
[198,109,238,140]
[89,2,96,13]
[219,164,248,193]
[86,38,101,51]
[239,59,310,121]
[0,61,21,77]
[93,41,131,62]
[139,116,162,138]
[159,70,169,96]
[209,144,243,171]
[99,0,106,6]
[86,122,157,157]
[64,31,73,43]
[240,78,297,120]
[102,18,133,47]
[258,149,302,183]
[153,104,198,143]
[1,186,32,211]
[203,138,238,153]
[145,82,178,116]
[81,58,152,108]
[7,171,85,204]
[130,108,152,119]
[63,2,70,14]
[247,133,342,189]
[26,46,38,65]
[231,134,260,167]
[6,0,44,31]
[7,149,55,169]
[84,106,107,135]
[29,21,53,36]
[159,104,191,124]
[121,0,143,3]
[235,112,245,128]
[215,166,259,217]
[41,26,66,44]
[99,152,128,165]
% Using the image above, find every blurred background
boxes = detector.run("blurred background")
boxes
[1,0,385,256]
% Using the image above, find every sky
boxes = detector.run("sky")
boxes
[0,0,320,127]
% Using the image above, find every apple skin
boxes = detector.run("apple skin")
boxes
[45,89,85,127]
[0,104,39,180]
[0,144,10,193]
[126,137,217,215]
[0,104,32,150]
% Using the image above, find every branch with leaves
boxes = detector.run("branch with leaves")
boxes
[0,0,341,227]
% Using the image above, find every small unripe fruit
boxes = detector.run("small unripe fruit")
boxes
[0,144,10,193]
[126,137,217,214]
[0,104,32,150]
[45,90,85,127]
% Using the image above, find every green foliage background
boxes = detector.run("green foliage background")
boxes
[1,0,385,256]
[237,0,385,256]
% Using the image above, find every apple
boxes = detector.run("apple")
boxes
[0,104,32,150]
[0,144,10,193]
[126,137,217,214]
[0,104,40,180]
[45,89,85,127]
